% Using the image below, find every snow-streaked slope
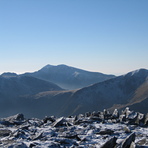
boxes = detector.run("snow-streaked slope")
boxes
[61,68,148,115]
[0,69,147,118]
[14,68,148,118]
[24,64,115,90]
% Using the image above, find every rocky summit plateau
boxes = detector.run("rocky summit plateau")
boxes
[0,108,148,148]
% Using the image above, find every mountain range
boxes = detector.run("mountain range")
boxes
[23,64,115,90]
[0,65,147,118]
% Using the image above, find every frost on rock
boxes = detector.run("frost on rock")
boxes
[0,108,148,148]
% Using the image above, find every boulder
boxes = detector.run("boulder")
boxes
[122,107,131,117]
[101,137,117,148]
[98,129,114,135]
[120,133,136,148]
[127,111,138,125]
[119,114,126,122]
[112,109,119,119]
[52,117,68,127]
[135,113,145,126]
[0,129,12,137]
[144,113,148,125]
[1,114,25,126]
[7,142,28,148]
[43,116,56,123]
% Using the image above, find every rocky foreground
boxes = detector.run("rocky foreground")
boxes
[0,108,148,148]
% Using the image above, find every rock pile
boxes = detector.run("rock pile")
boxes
[0,108,148,147]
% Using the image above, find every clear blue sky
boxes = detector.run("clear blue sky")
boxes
[0,0,148,75]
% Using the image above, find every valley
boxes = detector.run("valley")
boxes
[0,65,147,119]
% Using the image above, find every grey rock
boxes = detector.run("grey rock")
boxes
[55,138,78,146]
[8,142,28,148]
[120,133,136,148]
[136,138,148,146]
[64,132,81,141]
[101,137,117,148]
[112,109,119,119]
[43,116,56,123]
[98,129,114,135]
[103,109,112,119]
[123,126,131,133]
[90,116,103,122]
[122,107,131,117]
[13,129,28,139]
[0,129,12,137]
[32,132,43,140]
[85,112,91,117]
[144,113,148,125]
[52,117,68,127]
[127,112,139,125]
[119,114,126,122]
[1,114,25,126]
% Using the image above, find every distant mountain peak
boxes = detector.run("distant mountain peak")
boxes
[132,68,147,73]
[26,64,115,90]
[41,64,71,70]
[41,64,53,69]
[57,64,68,67]
[124,68,148,77]
[1,72,18,78]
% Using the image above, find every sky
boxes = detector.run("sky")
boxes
[0,0,148,75]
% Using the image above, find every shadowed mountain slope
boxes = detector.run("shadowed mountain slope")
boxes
[12,68,148,118]
[0,73,62,96]
[0,69,147,118]
[0,73,63,117]
[51,68,148,116]
[23,64,115,90]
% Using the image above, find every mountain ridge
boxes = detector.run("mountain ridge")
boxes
[23,64,115,90]
[0,66,147,118]
[14,68,148,118]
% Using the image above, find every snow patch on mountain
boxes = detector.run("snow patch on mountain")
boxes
[73,71,80,77]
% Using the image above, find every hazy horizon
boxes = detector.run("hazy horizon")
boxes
[0,0,148,75]
[0,63,147,76]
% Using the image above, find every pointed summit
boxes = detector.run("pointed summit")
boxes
[40,64,53,70]
[123,68,148,79]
